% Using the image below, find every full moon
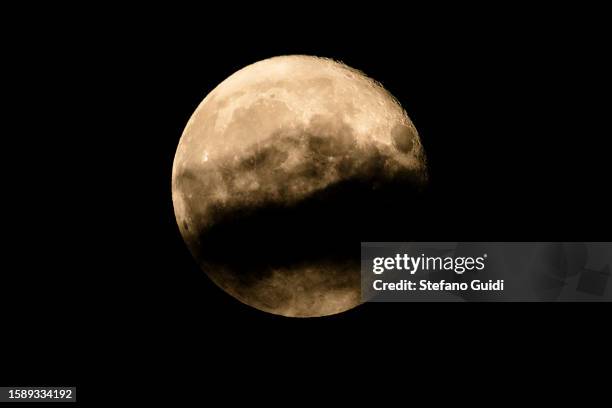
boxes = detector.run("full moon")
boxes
[172,55,427,317]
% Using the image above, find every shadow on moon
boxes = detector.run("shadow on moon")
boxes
[184,174,427,317]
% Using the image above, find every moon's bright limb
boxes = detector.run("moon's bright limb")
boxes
[172,55,427,317]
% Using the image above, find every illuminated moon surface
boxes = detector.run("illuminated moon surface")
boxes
[172,55,427,317]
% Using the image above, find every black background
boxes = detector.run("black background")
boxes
[2,5,610,402]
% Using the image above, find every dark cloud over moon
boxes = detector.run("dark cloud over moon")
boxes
[172,55,427,317]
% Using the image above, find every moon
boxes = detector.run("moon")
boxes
[172,55,427,317]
